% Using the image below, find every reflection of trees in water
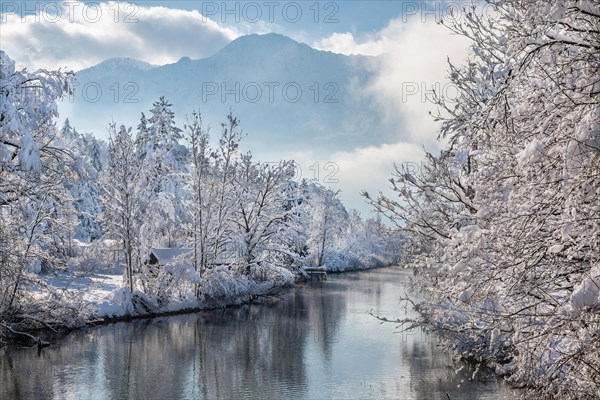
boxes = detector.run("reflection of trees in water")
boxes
[0,349,31,399]
[303,280,347,361]
[0,283,347,400]
[400,337,455,400]
[0,269,516,400]
[0,326,131,400]
[125,281,345,399]
[115,318,193,399]
[1,307,308,400]
[190,298,311,399]
[401,335,513,400]
[115,304,311,400]
[199,281,346,398]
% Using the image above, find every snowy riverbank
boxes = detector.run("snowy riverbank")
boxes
[30,265,294,323]
[2,260,396,346]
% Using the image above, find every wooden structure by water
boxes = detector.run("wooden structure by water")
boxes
[304,267,327,280]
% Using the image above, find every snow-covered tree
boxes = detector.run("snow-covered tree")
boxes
[56,119,104,242]
[305,183,349,268]
[0,50,79,330]
[366,2,600,398]
[209,111,244,268]
[183,111,213,282]
[137,97,188,252]
[230,155,296,275]
[0,51,72,174]
[135,112,150,160]
[102,123,142,291]
[148,96,183,151]
[184,111,300,276]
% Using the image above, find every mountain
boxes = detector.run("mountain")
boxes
[60,33,397,157]
[79,57,158,80]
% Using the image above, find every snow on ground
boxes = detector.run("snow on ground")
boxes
[41,269,123,303]
[37,269,125,317]
[36,265,297,322]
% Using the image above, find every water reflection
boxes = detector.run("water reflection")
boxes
[0,268,516,400]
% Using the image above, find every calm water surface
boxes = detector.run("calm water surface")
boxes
[0,267,517,400]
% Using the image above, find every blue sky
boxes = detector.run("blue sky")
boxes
[129,0,413,40]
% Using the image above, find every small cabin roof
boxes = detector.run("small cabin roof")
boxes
[149,247,191,265]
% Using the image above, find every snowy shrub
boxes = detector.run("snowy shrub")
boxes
[200,266,252,305]
[107,287,158,316]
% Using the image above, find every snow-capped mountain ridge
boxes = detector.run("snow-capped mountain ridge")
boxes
[64,33,393,156]
[82,57,157,72]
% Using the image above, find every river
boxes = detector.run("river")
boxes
[0,267,517,400]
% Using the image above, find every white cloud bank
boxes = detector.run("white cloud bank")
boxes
[329,141,427,212]
[310,17,470,213]
[278,140,426,214]
[1,1,239,70]
[315,17,470,148]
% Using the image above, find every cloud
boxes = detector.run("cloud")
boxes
[329,142,426,212]
[313,32,389,56]
[314,17,470,150]
[1,1,240,70]
[309,16,471,215]
[279,141,426,214]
